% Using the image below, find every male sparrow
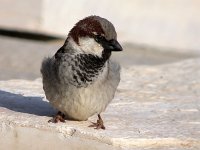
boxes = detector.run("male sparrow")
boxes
[41,16,122,129]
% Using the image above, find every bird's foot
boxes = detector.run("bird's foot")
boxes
[89,114,105,130]
[48,111,65,123]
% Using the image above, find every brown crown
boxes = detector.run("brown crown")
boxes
[68,16,105,44]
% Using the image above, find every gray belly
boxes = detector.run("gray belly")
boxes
[49,79,118,121]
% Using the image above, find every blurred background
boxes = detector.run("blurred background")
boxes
[0,0,200,80]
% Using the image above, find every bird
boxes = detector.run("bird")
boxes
[41,15,122,129]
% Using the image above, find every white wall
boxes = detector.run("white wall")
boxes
[1,0,200,51]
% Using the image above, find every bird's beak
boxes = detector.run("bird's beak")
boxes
[102,39,123,52]
[108,39,123,51]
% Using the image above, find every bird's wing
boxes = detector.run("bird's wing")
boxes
[54,48,87,88]
[55,46,66,60]
[107,59,121,87]
[41,56,61,101]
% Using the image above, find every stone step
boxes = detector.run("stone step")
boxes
[0,59,200,150]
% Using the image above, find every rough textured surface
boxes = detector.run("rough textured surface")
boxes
[0,59,200,150]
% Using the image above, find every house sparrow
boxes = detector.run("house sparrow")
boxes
[41,16,122,129]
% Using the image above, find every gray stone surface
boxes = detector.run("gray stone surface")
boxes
[0,59,199,150]
[0,36,61,80]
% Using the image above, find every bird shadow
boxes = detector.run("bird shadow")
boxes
[0,90,56,117]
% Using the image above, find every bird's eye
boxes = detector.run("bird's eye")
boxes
[95,35,106,42]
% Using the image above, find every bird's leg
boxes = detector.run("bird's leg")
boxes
[89,114,105,130]
[48,111,65,123]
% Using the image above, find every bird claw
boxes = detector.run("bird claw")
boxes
[48,111,65,123]
[89,122,105,130]
[88,114,105,130]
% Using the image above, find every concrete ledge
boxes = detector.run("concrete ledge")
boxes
[0,59,200,150]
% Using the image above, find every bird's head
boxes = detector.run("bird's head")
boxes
[65,16,122,60]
